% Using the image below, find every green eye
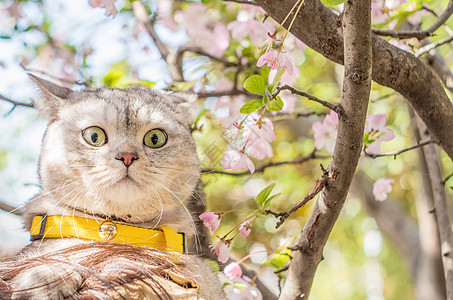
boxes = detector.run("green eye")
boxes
[144,129,167,148]
[82,127,107,147]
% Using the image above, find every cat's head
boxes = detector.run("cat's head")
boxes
[30,74,200,220]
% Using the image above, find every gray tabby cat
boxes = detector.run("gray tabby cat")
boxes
[0,75,225,299]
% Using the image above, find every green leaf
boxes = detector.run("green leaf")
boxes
[256,183,276,207]
[240,99,264,114]
[267,96,284,112]
[266,253,290,269]
[204,259,220,273]
[320,0,348,6]
[243,75,265,95]
[262,193,281,210]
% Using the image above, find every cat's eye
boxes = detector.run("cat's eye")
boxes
[144,129,167,148]
[82,127,107,147]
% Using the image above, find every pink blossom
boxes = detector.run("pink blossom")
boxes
[88,0,117,17]
[227,19,274,44]
[280,94,297,114]
[221,150,255,174]
[211,239,230,263]
[257,49,294,75]
[238,221,252,237]
[312,111,338,153]
[373,178,395,201]
[199,212,221,232]
[223,278,263,299]
[365,114,394,154]
[243,116,276,144]
[224,262,243,280]
[247,138,273,160]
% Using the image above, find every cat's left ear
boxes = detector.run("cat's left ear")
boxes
[169,91,198,122]
[28,73,72,120]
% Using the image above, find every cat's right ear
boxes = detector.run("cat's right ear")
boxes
[28,74,72,120]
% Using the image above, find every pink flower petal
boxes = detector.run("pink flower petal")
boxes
[239,221,252,237]
[373,178,395,201]
[199,212,221,232]
[224,262,243,280]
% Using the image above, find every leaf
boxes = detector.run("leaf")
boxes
[240,99,264,114]
[267,96,284,112]
[204,259,220,273]
[243,75,265,95]
[320,0,348,6]
[256,183,276,207]
[266,253,290,269]
[262,193,281,210]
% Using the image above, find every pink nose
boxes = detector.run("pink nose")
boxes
[115,153,138,167]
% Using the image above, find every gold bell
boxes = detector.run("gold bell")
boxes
[98,220,118,241]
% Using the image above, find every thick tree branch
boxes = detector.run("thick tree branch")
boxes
[372,0,453,39]
[278,0,372,298]
[255,0,453,161]
[415,116,453,299]
[364,139,435,159]
[201,150,327,176]
[197,89,249,98]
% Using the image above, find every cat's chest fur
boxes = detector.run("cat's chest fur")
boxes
[0,75,225,299]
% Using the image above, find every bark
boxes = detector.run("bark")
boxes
[278,0,372,298]
[255,0,453,160]
[416,116,453,300]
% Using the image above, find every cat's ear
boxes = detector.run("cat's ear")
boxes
[28,74,72,120]
[169,91,198,122]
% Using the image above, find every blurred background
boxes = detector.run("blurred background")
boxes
[0,0,453,299]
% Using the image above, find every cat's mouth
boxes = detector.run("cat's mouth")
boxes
[117,175,138,185]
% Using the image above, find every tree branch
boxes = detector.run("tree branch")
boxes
[255,0,453,161]
[364,139,435,159]
[196,89,251,98]
[415,116,453,299]
[201,150,327,176]
[416,34,453,57]
[176,46,239,68]
[266,166,338,229]
[0,200,21,216]
[0,94,34,115]
[132,0,184,81]
[274,85,342,114]
[372,0,453,39]
[278,0,373,298]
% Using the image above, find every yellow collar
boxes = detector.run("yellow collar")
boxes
[30,215,185,254]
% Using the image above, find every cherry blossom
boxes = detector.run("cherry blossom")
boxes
[239,221,252,237]
[365,114,395,154]
[224,277,263,300]
[199,212,221,232]
[224,262,243,280]
[373,178,395,201]
[227,19,274,44]
[211,239,230,263]
[280,94,297,114]
[312,111,338,153]
[243,116,276,144]
[88,0,117,17]
[221,150,255,174]
[257,49,294,75]
[247,138,273,160]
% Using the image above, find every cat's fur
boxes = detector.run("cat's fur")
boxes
[0,75,224,299]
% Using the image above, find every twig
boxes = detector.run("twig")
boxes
[197,89,251,98]
[364,139,435,159]
[372,0,453,40]
[416,34,453,57]
[266,166,339,229]
[176,46,239,68]
[0,200,22,216]
[201,150,327,176]
[442,173,453,185]
[274,85,343,115]
[223,0,258,5]
[271,111,327,122]
[132,0,183,81]
[0,94,34,115]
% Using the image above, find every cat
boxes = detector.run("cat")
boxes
[0,74,225,299]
